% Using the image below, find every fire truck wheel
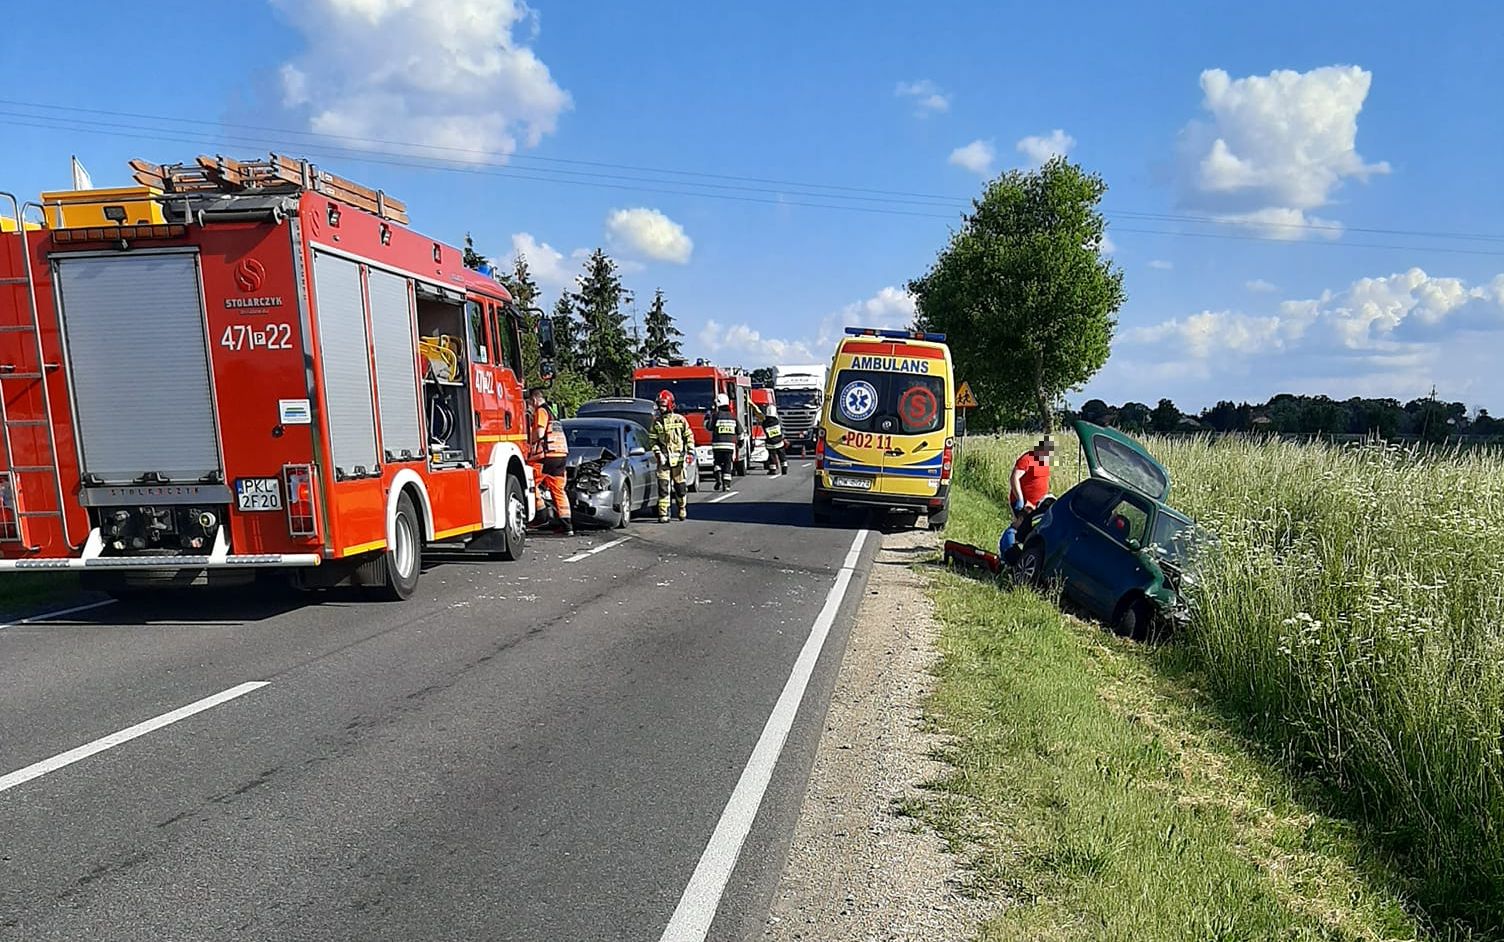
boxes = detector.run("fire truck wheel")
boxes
[498,473,528,561]
[378,491,423,600]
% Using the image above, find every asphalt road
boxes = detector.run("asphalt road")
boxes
[0,462,878,941]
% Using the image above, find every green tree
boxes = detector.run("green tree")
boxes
[749,366,776,387]
[462,232,488,271]
[909,157,1125,432]
[1150,398,1182,432]
[1079,398,1112,425]
[639,288,683,363]
[549,294,581,377]
[543,369,598,418]
[1117,401,1151,432]
[570,250,636,395]
[499,253,544,385]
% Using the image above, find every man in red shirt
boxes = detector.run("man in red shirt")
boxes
[1001,437,1054,553]
[1011,437,1055,511]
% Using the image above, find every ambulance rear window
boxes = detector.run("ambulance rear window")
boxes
[831,370,946,434]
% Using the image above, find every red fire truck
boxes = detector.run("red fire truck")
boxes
[0,155,549,599]
[632,361,752,479]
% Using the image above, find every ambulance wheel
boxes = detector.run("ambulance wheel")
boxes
[927,507,949,531]
[377,492,422,600]
[499,473,528,561]
[687,472,699,493]
[734,456,747,476]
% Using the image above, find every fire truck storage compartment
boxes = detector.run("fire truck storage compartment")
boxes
[311,251,380,479]
[53,252,222,485]
[367,268,423,463]
[415,284,475,465]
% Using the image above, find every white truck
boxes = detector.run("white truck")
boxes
[771,364,828,455]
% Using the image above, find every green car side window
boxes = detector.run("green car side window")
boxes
[1103,495,1150,547]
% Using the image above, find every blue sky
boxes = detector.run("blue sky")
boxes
[5,0,1503,412]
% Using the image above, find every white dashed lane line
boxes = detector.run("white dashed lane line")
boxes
[0,598,116,632]
[709,491,739,504]
[564,536,633,563]
[0,681,270,793]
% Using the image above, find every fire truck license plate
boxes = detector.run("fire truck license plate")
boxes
[235,478,283,511]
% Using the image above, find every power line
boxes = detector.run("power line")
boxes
[11,98,1504,243]
[0,98,965,206]
[0,113,963,221]
[5,102,1504,257]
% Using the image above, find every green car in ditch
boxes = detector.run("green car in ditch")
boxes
[1014,420,1199,639]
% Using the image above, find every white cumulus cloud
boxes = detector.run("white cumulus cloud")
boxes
[949,139,996,176]
[1016,129,1075,166]
[506,232,574,291]
[694,287,917,365]
[605,208,694,264]
[273,0,571,162]
[895,79,950,116]
[1177,66,1389,239]
[1148,259,1174,271]
[1245,278,1279,293]
[1126,268,1504,364]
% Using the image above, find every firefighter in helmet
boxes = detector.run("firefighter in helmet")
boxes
[708,393,741,491]
[755,401,787,477]
[650,390,693,522]
[527,387,573,536]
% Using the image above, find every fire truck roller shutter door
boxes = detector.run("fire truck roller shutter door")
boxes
[53,252,221,484]
[312,252,380,477]
[367,268,423,462]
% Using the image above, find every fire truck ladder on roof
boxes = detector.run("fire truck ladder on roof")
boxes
[129,155,410,225]
[0,193,75,551]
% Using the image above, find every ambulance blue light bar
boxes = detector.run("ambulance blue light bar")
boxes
[844,327,947,342]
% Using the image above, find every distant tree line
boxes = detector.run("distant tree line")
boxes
[463,235,683,416]
[1073,392,1503,444]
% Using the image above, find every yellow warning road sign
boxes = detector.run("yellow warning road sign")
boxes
[955,381,979,409]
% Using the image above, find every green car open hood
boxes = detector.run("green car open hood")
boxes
[1072,419,1171,502]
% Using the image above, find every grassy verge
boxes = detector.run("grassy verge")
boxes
[908,485,1423,940]
[955,430,1504,933]
[0,572,82,618]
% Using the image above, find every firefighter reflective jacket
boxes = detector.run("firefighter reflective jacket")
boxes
[650,411,692,466]
[710,408,739,450]
[762,416,784,448]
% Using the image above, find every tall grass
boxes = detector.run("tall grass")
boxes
[958,432,1504,931]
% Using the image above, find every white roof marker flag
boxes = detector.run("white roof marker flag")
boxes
[70,156,92,190]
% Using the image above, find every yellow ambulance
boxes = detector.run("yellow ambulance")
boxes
[812,328,955,529]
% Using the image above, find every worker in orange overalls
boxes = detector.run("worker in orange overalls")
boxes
[527,387,573,536]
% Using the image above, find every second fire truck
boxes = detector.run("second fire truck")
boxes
[0,154,552,599]
[632,361,752,479]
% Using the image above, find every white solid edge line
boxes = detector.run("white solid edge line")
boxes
[0,597,116,631]
[0,681,270,794]
[564,535,633,563]
[659,527,869,942]
[708,490,739,504]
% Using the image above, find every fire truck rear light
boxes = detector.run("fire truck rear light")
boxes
[0,473,18,542]
[284,464,318,538]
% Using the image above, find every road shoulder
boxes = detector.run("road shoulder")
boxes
[761,526,988,941]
